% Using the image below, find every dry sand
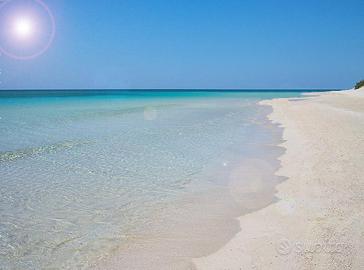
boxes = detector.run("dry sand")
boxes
[193,88,364,269]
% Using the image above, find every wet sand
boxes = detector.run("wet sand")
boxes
[194,89,364,269]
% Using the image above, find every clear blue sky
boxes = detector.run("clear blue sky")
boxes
[2,0,364,89]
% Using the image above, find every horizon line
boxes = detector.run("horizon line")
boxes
[0,88,343,92]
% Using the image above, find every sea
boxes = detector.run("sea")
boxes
[0,90,323,269]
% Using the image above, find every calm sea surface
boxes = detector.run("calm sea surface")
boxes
[0,90,309,269]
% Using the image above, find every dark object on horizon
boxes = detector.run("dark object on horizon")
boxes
[355,80,364,90]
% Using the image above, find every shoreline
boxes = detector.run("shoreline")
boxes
[0,92,301,270]
[193,89,364,269]
[90,99,288,270]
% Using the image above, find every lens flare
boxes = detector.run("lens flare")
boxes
[0,0,56,60]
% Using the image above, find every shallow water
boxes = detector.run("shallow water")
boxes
[0,90,301,269]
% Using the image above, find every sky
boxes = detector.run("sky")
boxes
[1,0,363,90]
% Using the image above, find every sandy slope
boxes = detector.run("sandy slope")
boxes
[193,88,364,270]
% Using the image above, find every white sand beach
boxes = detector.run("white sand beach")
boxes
[194,88,364,269]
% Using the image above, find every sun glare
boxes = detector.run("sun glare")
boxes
[13,18,34,39]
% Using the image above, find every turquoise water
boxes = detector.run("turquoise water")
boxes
[0,90,304,269]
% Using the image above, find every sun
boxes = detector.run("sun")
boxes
[0,0,56,60]
[13,17,34,39]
